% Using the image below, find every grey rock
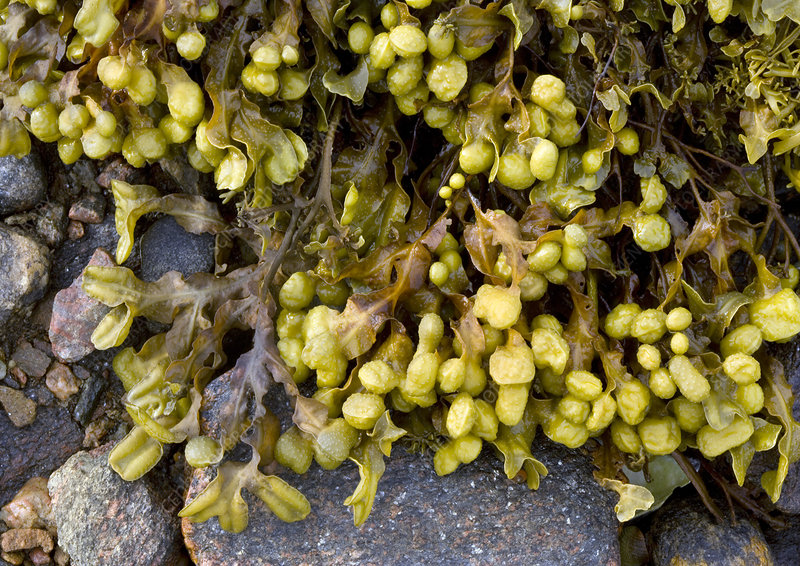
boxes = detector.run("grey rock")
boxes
[10,342,51,379]
[183,440,620,566]
[72,372,105,426]
[0,406,81,507]
[0,226,49,325]
[139,216,214,282]
[48,444,184,566]
[51,216,118,290]
[0,154,45,216]
[649,494,774,566]
[764,514,800,566]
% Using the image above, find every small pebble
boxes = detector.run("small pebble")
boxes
[0,386,36,427]
[45,363,81,401]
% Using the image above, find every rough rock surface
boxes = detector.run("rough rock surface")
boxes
[183,440,620,566]
[10,342,51,379]
[0,154,45,216]
[48,444,184,566]
[0,407,81,506]
[0,225,49,325]
[51,216,118,290]
[49,248,114,362]
[649,495,774,566]
[139,216,215,282]
[0,386,36,427]
[764,514,800,566]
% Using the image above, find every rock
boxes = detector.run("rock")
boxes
[182,439,620,566]
[68,194,105,224]
[11,342,51,379]
[96,158,145,190]
[49,248,114,363]
[0,529,53,553]
[649,494,774,566]
[0,154,46,216]
[51,216,118,291]
[29,547,50,565]
[35,203,67,248]
[44,363,80,401]
[1,549,23,565]
[66,220,84,240]
[0,406,82,507]
[0,225,50,325]
[764,514,800,566]
[0,478,52,531]
[139,216,215,282]
[0,386,36,427]
[48,444,184,566]
[72,371,105,427]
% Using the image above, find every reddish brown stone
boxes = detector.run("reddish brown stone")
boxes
[48,248,115,363]
[9,366,26,386]
[0,528,53,553]
[66,220,84,240]
[29,547,52,565]
[68,194,105,224]
[96,158,136,189]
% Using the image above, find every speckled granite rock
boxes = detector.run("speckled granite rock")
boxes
[49,248,114,362]
[0,225,49,326]
[0,407,81,507]
[649,494,774,566]
[0,154,45,216]
[48,444,184,566]
[183,439,620,566]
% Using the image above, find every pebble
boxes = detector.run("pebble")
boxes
[68,194,105,224]
[0,154,46,216]
[0,529,53,554]
[0,478,52,531]
[0,386,36,427]
[0,225,50,325]
[44,363,81,401]
[49,248,114,363]
[36,202,67,247]
[48,444,184,566]
[66,219,84,240]
[11,342,51,379]
[72,372,105,427]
